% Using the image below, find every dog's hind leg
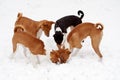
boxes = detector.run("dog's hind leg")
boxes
[21,45,27,57]
[13,41,17,53]
[91,34,103,58]
[36,55,40,64]
[29,52,38,68]
[10,41,17,59]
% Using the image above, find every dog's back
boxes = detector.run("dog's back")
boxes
[14,13,54,37]
[55,10,84,33]
[55,16,81,33]
[67,22,103,41]
[15,13,38,28]
[12,32,46,55]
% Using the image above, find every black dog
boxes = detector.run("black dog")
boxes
[53,10,84,49]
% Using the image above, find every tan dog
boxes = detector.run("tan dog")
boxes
[12,32,46,67]
[14,13,54,38]
[50,47,71,64]
[67,22,103,58]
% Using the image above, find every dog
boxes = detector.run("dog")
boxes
[14,13,54,38]
[67,22,103,58]
[50,46,71,64]
[53,10,84,49]
[11,31,46,67]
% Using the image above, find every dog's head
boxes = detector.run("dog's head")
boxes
[53,31,64,45]
[59,48,71,63]
[39,20,54,37]
[50,48,71,64]
[50,50,60,63]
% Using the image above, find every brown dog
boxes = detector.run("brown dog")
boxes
[50,47,71,64]
[14,13,54,38]
[67,22,103,58]
[12,31,46,67]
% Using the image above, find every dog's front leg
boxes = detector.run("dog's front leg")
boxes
[67,48,80,61]
[36,55,40,64]
[61,33,67,47]
[10,44,18,59]
[70,48,80,57]
[29,52,38,68]
[22,45,27,57]
[37,29,43,39]
[9,53,16,59]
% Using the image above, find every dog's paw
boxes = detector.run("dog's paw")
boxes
[9,54,15,60]
[98,57,103,63]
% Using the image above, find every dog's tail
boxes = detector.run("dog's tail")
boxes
[17,12,22,21]
[14,25,25,33]
[95,23,104,30]
[78,10,84,19]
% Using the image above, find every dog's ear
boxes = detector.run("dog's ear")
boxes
[53,34,55,37]
[52,49,54,52]
[52,49,56,52]
[38,20,54,28]
[50,21,55,24]
[65,49,71,54]
[66,48,69,51]
[17,12,22,21]
[61,46,65,49]
[52,49,58,53]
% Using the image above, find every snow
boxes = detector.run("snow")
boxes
[0,0,120,80]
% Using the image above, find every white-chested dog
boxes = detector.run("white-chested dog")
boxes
[53,10,84,49]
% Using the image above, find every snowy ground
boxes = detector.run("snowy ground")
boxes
[0,0,120,80]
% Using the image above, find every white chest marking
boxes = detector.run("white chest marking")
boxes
[37,29,43,39]
[56,27,62,32]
